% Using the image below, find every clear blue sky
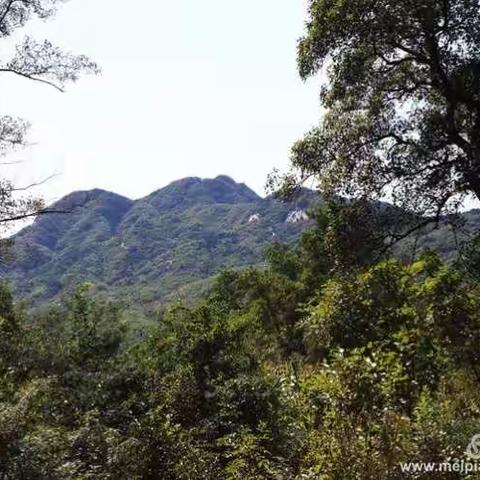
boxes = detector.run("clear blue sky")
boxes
[1,0,320,203]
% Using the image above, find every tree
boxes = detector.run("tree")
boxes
[278,0,480,221]
[0,0,98,234]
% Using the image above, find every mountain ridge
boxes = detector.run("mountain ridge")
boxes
[3,176,316,306]
[3,175,479,308]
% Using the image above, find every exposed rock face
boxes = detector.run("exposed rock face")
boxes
[286,209,309,223]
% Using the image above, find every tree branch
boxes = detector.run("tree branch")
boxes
[12,173,61,192]
[0,208,68,224]
[0,68,64,92]
[0,0,16,29]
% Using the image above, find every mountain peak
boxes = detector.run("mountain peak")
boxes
[213,175,236,184]
[143,175,261,210]
[50,188,132,211]
[16,189,134,250]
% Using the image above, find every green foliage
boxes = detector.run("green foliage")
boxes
[460,233,480,282]
[279,0,480,218]
[2,199,480,478]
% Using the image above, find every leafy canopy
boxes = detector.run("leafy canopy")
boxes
[279,0,480,218]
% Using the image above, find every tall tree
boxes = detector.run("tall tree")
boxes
[279,0,480,219]
[0,0,98,233]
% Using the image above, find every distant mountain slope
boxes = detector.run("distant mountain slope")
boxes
[2,176,319,306]
[3,175,479,307]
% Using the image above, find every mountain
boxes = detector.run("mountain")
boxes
[2,176,319,306]
[3,175,480,308]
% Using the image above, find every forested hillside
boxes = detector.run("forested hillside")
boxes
[3,176,316,306]
[3,174,480,308]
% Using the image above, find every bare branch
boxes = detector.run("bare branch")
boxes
[0,67,64,91]
[11,172,60,192]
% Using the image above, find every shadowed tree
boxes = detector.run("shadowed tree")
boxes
[0,0,99,236]
[276,0,480,225]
